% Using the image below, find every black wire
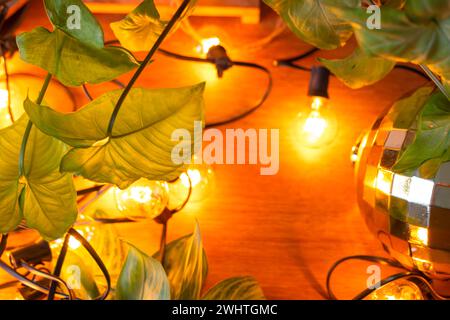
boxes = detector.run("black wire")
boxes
[157,48,273,128]
[274,49,430,80]
[326,254,450,300]
[394,64,429,80]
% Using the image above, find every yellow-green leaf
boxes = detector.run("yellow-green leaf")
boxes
[110,0,167,52]
[329,5,450,98]
[17,27,138,87]
[263,0,360,50]
[0,116,77,240]
[202,277,265,300]
[44,0,104,48]
[319,48,395,89]
[393,91,450,174]
[24,84,205,189]
[116,243,170,300]
[153,222,207,300]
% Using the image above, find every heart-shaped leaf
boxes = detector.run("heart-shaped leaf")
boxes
[44,0,104,48]
[116,243,170,300]
[153,221,207,300]
[110,0,167,52]
[17,27,138,87]
[263,0,360,50]
[202,277,265,300]
[110,0,198,52]
[329,5,450,97]
[404,0,450,22]
[24,84,205,189]
[393,91,450,174]
[319,48,395,89]
[0,116,77,240]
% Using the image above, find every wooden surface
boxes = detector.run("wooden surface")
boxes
[0,0,432,299]
[85,0,261,23]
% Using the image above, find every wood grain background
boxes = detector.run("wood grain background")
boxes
[0,0,431,299]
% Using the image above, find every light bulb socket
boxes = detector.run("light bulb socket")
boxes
[9,240,52,268]
[207,45,233,78]
[308,66,330,99]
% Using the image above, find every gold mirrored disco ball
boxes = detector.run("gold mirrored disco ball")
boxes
[353,90,450,279]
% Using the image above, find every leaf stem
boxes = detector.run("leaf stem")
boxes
[159,221,168,267]
[106,0,191,137]
[18,73,52,177]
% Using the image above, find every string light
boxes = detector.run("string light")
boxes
[297,66,338,148]
[114,179,169,220]
[366,279,424,300]
[169,157,215,204]
[196,37,221,55]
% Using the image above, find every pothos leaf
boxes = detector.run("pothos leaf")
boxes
[24,84,205,189]
[328,5,450,98]
[110,0,198,52]
[110,0,167,52]
[116,243,170,300]
[44,0,104,48]
[153,221,208,300]
[263,0,360,50]
[202,277,265,300]
[386,86,435,129]
[404,0,450,22]
[318,48,395,89]
[393,91,450,174]
[17,27,138,87]
[0,116,77,240]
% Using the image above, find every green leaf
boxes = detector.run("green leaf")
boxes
[24,84,205,189]
[0,116,77,240]
[110,0,166,52]
[319,48,395,89]
[116,243,170,300]
[202,277,265,300]
[17,27,138,87]
[405,0,450,22]
[263,0,360,50]
[393,91,450,174]
[153,221,207,300]
[61,251,101,300]
[386,86,435,129]
[44,0,104,48]
[329,5,450,97]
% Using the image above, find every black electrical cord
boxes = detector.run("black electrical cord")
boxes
[102,39,273,128]
[157,48,273,128]
[326,254,450,300]
[0,229,111,300]
[274,48,430,80]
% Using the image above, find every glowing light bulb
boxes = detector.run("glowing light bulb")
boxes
[366,279,424,300]
[297,97,338,148]
[169,160,215,204]
[196,37,220,55]
[114,179,169,220]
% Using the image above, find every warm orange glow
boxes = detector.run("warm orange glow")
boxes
[114,180,169,220]
[297,96,337,148]
[196,37,220,55]
[410,226,429,246]
[375,170,392,195]
[366,279,423,300]
[180,169,203,188]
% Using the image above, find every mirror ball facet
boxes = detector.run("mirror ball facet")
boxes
[354,93,450,279]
